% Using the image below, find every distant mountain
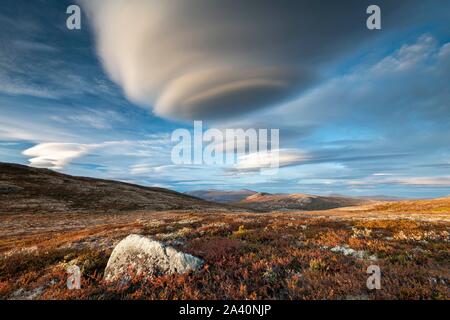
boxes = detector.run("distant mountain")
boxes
[0,163,227,214]
[236,192,369,211]
[187,189,370,211]
[186,189,258,203]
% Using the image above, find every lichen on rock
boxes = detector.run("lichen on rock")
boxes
[104,234,203,282]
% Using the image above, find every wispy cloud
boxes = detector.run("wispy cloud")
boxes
[49,108,126,130]
[12,39,58,53]
[393,177,450,187]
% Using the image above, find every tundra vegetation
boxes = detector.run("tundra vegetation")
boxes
[0,200,448,300]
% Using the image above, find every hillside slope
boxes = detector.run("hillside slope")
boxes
[0,163,226,214]
[369,196,450,214]
[237,192,368,211]
[186,189,257,203]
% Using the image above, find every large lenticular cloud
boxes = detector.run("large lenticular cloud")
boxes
[81,0,416,120]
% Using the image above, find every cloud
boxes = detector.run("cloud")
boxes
[233,148,309,172]
[372,35,438,73]
[337,175,450,188]
[21,137,173,171]
[130,163,164,175]
[204,34,450,196]
[0,73,58,99]
[0,6,119,102]
[12,40,58,53]
[82,0,418,120]
[0,118,78,143]
[393,177,450,187]
[49,108,125,130]
[23,143,98,169]
[235,34,450,152]
[130,164,197,175]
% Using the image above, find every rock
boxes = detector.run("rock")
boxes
[11,286,44,300]
[104,234,203,282]
[330,245,377,261]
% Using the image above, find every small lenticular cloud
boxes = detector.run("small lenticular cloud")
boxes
[23,143,97,169]
[235,148,309,173]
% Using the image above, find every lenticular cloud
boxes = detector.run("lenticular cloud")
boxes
[81,0,414,120]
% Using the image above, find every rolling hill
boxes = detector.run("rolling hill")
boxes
[0,162,226,214]
[369,196,450,214]
[186,189,257,203]
[235,192,369,211]
[187,189,370,211]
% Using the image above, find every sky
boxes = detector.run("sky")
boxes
[0,0,449,198]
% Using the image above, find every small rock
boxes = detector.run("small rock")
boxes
[104,234,203,282]
[330,245,377,261]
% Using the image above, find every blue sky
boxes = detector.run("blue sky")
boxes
[0,0,449,198]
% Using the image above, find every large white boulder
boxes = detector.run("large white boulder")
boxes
[104,234,203,282]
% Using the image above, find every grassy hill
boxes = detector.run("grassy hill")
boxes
[0,163,226,214]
